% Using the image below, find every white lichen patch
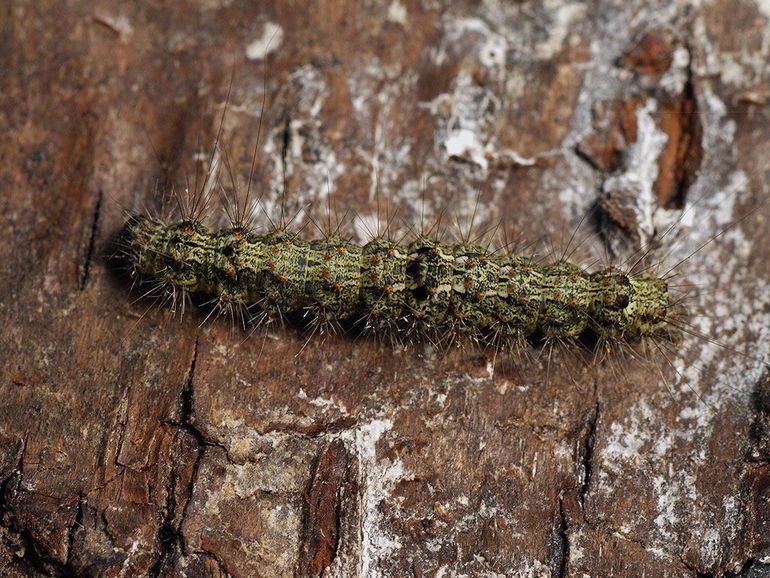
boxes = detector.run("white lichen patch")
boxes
[245,21,284,60]
[444,127,490,170]
[530,0,586,59]
[340,419,404,578]
[600,398,656,471]
[386,0,408,26]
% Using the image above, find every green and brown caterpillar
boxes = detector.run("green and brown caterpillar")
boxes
[120,214,673,349]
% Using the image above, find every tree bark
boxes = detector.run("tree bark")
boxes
[2,1,770,576]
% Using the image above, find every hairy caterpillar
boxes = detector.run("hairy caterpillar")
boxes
[119,212,672,352]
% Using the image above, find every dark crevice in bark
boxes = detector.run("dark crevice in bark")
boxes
[165,338,228,456]
[78,188,102,290]
[547,495,570,578]
[180,338,199,440]
[749,371,770,463]
[63,494,84,568]
[558,498,570,578]
[550,388,598,574]
[579,402,600,509]
[149,338,203,577]
[172,349,206,561]
[147,462,181,578]
[280,110,291,197]
[572,145,603,173]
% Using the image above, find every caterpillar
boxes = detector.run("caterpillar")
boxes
[118,208,673,353]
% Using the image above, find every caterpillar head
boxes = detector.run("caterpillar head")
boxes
[121,215,210,292]
[624,274,671,338]
[589,269,671,340]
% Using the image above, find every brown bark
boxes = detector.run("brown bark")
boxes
[2,1,770,576]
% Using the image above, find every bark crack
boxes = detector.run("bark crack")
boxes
[749,371,770,463]
[149,338,204,576]
[547,494,570,578]
[179,338,200,441]
[78,188,102,290]
[280,110,291,195]
[579,401,600,509]
[63,493,84,568]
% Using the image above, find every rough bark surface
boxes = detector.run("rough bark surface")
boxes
[2,1,770,577]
